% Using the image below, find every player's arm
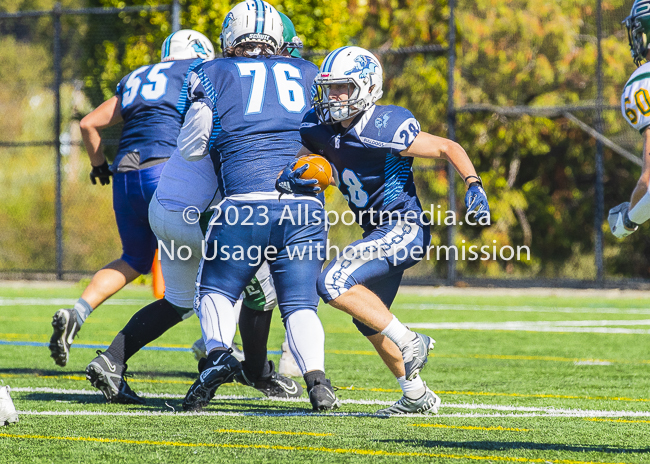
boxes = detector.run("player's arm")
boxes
[629,127,650,211]
[611,127,650,237]
[401,131,489,220]
[179,72,213,162]
[400,131,479,185]
[79,95,122,185]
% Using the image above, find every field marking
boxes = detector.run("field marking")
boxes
[0,297,151,306]
[0,432,633,463]
[11,388,650,418]
[412,423,531,432]
[215,428,332,437]
[406,320,650,334]
[394,303,650,315]
[337,386,649,403]
[6,378,648,403]
[586,418,650,424]
[2,339,648,366]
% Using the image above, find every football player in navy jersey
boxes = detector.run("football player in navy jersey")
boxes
[278,46,490,414]
[83,17,307,406]
[48,30,215,368]
[179,0,339,412]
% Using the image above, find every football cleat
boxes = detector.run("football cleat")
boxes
[376,385,441,415]
[0,386,19,426]
[49,308,81,367]
[192,338,245,362]
[402,332,435,381]
[85,350,145,405]
[278,341,302,377]
[308,378,340,411]
[183,349,241,411]
[235,361,303,398]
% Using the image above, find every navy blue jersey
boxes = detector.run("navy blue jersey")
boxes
[300,105,423,231]
[187,55,318,196]
[115,58,203,166]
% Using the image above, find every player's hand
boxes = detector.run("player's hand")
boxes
[608,202,638,239]
[275,161,320,196]
[89,161,113,186]
[464,181,490,223]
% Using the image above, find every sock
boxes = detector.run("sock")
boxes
[397,375,426,400]
[285,310,325,374]
[381,315,416,350]
[238,304,273,382]
[105,299,183,365]
[73,298,93,326]
[198,293,237,353]
[303,369,327,391]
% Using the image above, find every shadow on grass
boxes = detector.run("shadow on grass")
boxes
[377,439,650,454]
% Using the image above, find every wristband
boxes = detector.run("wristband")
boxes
[464,175,482,186]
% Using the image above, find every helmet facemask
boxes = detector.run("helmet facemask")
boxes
[314,78,364,124]
[625,1,650,66]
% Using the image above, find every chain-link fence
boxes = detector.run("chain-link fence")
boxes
[0,1,647,288]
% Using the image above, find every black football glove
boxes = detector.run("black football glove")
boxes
[90,161,113,186]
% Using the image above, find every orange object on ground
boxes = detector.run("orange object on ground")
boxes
[152,250,165,299]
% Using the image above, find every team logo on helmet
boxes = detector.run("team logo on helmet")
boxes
[191,40,207,55]
[374,111,392,136]
[344,55,379,79]
[223,12,235,29]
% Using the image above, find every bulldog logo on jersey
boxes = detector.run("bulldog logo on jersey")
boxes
[375,111,392,136]
[344,55,379,79]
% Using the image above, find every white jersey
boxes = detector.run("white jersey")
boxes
[155,148,221,212]
[622,62,650,133]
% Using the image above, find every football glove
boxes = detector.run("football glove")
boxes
[89,161,113,186]
[464,180,490,223]
[275,161,320,196]
[608,202,638,239]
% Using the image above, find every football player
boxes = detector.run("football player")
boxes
[609,0,650,237]
[48,30,215,368]
[278,46,490,414]
[85,19,306,404]
[179,0,339,412]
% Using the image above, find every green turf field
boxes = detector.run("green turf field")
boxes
[0,283,649,463]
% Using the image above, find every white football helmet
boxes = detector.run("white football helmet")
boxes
[313,46,383,124]
[220,0,284,57]
[161,29,215,62]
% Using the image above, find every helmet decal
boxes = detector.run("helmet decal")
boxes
[253,0,265,33]
[223,12,235,29]
[345,55,379,79]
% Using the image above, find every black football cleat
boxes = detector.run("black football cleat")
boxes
[183,349,241,411]
[86,350,145,405]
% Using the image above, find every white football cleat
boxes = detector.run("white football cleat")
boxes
[376,385,441,415]
[0,386,19,426]
[278,341,302,377]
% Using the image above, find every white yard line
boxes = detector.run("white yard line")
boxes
[394,303,650,315]
[11,387,649,418]
[406,320,650,334]
[0,298,151,306]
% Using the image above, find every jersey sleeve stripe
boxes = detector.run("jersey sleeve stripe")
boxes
[625,71,650,89]
[194,68,222,150]
[176,59,205,116]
